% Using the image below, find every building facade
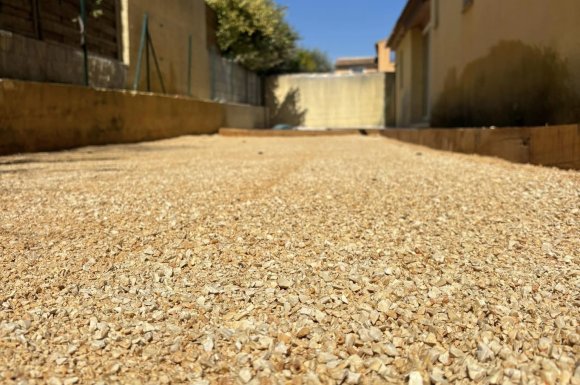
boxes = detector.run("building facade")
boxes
[335,43,395,75]
[334,57,378,74]
[388,0,580,127]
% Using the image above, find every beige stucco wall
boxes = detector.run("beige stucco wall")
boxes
[431,0,580,101]
[123,0,210,99]
[223,104,267,129]
[428,0,580,126]
[334,69,378,75]
[266,73,392,128]
[395,29,427,127]
[0,79,265,155]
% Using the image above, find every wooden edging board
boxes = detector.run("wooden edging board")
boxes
[220,125,579,170]
[380,125,579,170]
[219,128,382,137]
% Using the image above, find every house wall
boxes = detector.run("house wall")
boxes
[429,0,580,126]
[266,73,394,128]
[395,29,427,127]
[123,0,211,99]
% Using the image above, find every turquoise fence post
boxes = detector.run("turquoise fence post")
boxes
[133,13,149,91]
[79,0,89,86]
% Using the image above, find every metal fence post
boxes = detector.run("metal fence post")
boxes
[147,28,165,93]
[79,0,89,86]
[145,22,150,91]
[133,13,149,91]
[187,35,193,96]
[210,47,216,100]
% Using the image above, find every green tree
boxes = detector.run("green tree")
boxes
[206,0,299,73]
[285,48,333,73]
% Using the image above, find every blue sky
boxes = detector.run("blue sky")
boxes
[275,0,407,62]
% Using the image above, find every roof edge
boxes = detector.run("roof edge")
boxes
[387,0,427,49]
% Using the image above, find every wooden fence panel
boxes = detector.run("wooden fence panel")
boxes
[0,0,36,38]
[0,0,120,59]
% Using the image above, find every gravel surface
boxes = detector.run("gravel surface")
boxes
[0,135,578,385]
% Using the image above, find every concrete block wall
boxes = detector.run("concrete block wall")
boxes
[0,30,127,89]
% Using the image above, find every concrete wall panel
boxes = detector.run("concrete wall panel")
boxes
[266,73,393,129]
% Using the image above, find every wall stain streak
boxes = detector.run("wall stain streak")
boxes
[432,41,580,127]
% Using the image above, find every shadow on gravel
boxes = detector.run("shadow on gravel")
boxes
[0,169,27,175]
[0,157,119,166]
[126,143,203,153]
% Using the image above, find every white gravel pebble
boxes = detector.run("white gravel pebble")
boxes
[0,135,578,384]
[408,371,423,385]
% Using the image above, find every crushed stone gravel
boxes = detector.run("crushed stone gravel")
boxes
[0,135,578,385]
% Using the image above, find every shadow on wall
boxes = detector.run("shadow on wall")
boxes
[265,78,307,127]
[384,73,397,127]
[432,41,580,127]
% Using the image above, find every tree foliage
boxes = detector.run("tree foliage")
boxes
[277,48,333,74]
[206,0,299,72]
[206,0,332,74]
[88,0,104,18]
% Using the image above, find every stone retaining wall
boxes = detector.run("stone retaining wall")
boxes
[0,79,265,155]
[381,125,580,169]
